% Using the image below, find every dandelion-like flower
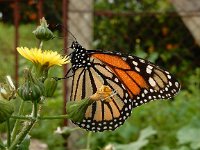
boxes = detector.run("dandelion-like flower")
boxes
[17,47,70,68]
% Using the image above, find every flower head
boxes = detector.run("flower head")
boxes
[33,17,55,41]
[17,47,70,68]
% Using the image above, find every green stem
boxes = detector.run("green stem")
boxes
[6,119,11,147]
[8,119,36,150]
[39,114,69,120]
[33,100,38,118]
[39,40,43,49]
[8,101,38,150]
[86,132,92,150]
[11,100,25,142]
[11,115,32,120]
[11,114,69,120]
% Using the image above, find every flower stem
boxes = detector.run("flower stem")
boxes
[11,100,25,142]
[86,132,92,150]
[11,114,70,120]
[8,101,38,150]
[8,119,36,150]
[39,114,69,120]
[11,115,32,120]
[6,119,11,147]
[33,100,38,118]
[39,40,43,49]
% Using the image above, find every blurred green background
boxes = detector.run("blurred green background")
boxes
[0,0,200,150]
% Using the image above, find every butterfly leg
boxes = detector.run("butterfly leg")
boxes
[54,68,74,80]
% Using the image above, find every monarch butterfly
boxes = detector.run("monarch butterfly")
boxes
[65,40,181,132]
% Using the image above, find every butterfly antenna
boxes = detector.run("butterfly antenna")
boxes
[55,24,77,41]
[68,30,77,42]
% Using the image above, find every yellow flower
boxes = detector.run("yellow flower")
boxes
[17,47,70,68]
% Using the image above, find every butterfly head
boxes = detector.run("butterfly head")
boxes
[70,41,83,50]
[70,41,91,72]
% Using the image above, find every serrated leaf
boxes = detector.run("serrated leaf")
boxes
[177,125,200,149]
[113,126,157,150]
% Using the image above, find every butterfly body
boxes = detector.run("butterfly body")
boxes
[67,41,181,132]
[70,41,91,72]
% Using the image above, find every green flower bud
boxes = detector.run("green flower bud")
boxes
[66,99,93,122]
[0,76,16,100]
[44,77,58,97]
[33,17,54,41]
[17,69,44,102]
[55,127,79,138]
[31,64,49,82]
[0,99,14,123]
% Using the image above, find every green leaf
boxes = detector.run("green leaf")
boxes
[177,125,200,149]
[17,135,30,150]
[113,126,157,150]
[138,126,157,141]
[114,139,148,150]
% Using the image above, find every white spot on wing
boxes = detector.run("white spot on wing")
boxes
[128,55,134,59]
[175,82,179,88]
[147,65,153,69]
[139,59,145,63]
[144,89,148,94]
[149,77,156,87]
[132,61,138,66]
[135,67,140,72]
[165,71,169,74]
[146,67,152,74]
[114,78,119,82]
[122,57,127,61]
[167,75,171,79]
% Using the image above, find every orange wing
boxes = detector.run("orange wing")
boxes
[91,53,180,107]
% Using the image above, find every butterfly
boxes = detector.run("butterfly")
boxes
[65,40,181,132]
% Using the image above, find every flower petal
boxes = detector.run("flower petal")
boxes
[17,47,70,67]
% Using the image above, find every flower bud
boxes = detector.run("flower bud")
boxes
[31,64,49,82]
[44,77,58,97]
[66,99,93,122]
[0,76,16,100]
[0,99,14,123]
[55,127,79,138]
[17,69,44,102]
[33,17,54,41]
[66,85,114,123]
